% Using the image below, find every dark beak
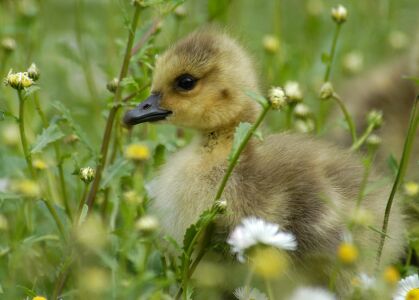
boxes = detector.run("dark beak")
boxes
[123,94,172,126]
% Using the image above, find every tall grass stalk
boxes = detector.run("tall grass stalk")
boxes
[86,4,141,210]
[376,95,418,268]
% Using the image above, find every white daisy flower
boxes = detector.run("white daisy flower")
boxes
[234,286,268,300]
[289,287,336,300]
[227,217,297,262]
[358,273,376,289]
[393,274,419,300]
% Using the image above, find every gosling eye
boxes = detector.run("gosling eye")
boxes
[175,74,197,91]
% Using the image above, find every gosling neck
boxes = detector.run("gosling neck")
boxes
[199,126,236,154]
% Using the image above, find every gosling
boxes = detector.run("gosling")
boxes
[123,29,405,289]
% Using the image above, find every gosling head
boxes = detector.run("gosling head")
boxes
[124,29,261,132]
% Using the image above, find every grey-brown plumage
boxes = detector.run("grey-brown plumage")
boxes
[133,29,406,292]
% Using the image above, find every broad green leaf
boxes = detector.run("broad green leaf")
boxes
[30,123,64,154]
[245,90,269,108]
[100,158,132,189]
[228,122,251,162]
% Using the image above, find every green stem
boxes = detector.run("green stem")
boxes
[214,104,271,201]
[318,23,342,132]
[376,96,418,268]
[324,24,341,82]
[355,148,376,209]
[43,198,66,239]
[17,90,35,177]
[285,104,295,130]
[332,93,357,143]
[86,4,142,211]
[265,279,274,300]
[177,104,272,299]
[34,93,72,221]
[350,123,375,151]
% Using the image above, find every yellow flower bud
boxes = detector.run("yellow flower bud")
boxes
[33,296,47,300]
[404,181,419,197]
[125,143,150,161]
[33,159,48,170]
[4,70,34,90]
[383,266,400,285]
[262,35,280,54]
[337,242,358,264]
[14,179,40,198]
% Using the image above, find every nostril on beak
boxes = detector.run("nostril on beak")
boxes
[143,103,151,110]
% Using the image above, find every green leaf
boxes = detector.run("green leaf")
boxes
[153,144,166,168]
[0,192,21,200]
[120,76,140,91]
[245,90,269,108]
[78,204,89,226]
[228,122,251,162]
[387,154,399,176]
[23,85,40,98]
[30,123,65,154]
[100,158,132,190]
[0,283,3,294]
[52,101,95,156]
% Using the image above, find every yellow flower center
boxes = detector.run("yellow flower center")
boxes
[337,243,358,264]
[250,247,288,279]
[406,289,419,300]
[33,296,47,300]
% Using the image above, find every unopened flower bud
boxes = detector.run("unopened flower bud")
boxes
[263,35,280,54]
[4,70,33,90]
[135,215,159,235]
[319,82,334,100]
[80,167,95,184]
[174,5,187,18]
[294,103,311,119]
[295,119,315,133]
[268,87,287,110]
[367,110,383,129]
[366,134,382,148]
[331,5,347,24]
[27,63,40,81]
[284,81,303,103]
[1,38,16,53]
[33,159,48,170]
[215,199,227,213]
[106,78,119,93]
